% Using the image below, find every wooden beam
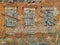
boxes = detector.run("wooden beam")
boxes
[0,12,20,21]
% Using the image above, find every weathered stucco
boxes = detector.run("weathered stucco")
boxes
[0,0,60,45]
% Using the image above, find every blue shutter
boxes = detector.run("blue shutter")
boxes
[24,8,35,26]
[4,0,8,2]
[27,0,36,2]
[41,7,56,26]
[17,0,24,2]
[5,7,17,27]
[39,42,49,45]
[27,0,32,2]
[25,18,34,25]
[4,0,13,2]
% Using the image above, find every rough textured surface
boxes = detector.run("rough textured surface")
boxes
[0,0,60,45]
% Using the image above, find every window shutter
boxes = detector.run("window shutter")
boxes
[41,7,56,26]
[24,8,35,26]
[27,0,32,2]
[17,0,24,2]
[5,7,17,27]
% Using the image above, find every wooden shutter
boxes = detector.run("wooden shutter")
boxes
[27,0,36,2]
[41,7,56,26]
[5,7,17,27]
[39,42,49,45]
[24,8,35,26]
[17,0,24,2]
